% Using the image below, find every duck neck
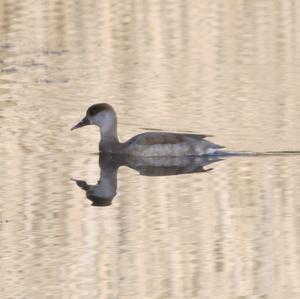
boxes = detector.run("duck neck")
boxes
[99,114,120,152]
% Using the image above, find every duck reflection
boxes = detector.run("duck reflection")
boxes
[72,154,222,206]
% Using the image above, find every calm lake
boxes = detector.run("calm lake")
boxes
[1,1,300,298]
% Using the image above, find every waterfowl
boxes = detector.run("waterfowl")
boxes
[71,103,224,156]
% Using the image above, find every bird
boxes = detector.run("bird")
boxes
[71,103,224,156]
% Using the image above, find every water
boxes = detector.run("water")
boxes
[1,1,300,298]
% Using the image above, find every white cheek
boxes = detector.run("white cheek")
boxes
[89,112,106,125]
[90,112,115,131]
[91,113,104,124]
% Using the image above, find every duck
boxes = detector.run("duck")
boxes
[71,103,224,156]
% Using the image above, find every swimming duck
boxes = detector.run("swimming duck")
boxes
[71,103,224,156]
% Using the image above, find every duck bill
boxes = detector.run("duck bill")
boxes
[71,116,90,131]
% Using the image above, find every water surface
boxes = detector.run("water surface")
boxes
[1,1,300,298]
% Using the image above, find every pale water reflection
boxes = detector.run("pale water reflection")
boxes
[1,0,300,298]
[72,154,222,206]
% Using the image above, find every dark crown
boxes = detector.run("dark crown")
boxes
[87,103,113,116]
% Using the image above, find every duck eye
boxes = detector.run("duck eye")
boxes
[90,109,97,115]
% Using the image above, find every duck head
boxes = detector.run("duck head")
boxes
[71,103,116,131]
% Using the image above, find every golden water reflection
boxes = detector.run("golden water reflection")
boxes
[1,1,300,298]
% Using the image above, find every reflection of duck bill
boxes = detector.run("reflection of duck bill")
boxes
[71,178,89,190]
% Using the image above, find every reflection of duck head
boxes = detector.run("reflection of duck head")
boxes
[72,155,119,206]
[72,154,223,206]
[71,178,116,206]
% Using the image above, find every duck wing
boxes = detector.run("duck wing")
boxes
[125,132,210,146]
